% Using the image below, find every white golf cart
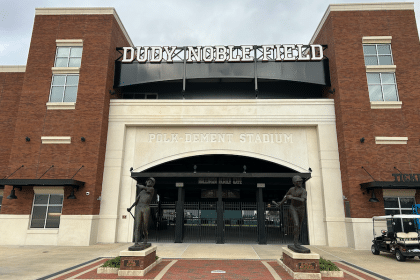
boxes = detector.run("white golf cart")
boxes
[371,214,420,261]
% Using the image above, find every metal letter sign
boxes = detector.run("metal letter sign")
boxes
[121,44,324,64]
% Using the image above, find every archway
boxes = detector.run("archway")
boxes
[131,154,310,244]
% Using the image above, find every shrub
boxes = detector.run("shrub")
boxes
[319,257,340,271]
[102,256,120,268]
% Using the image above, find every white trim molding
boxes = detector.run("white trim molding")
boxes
[46,102,76,110]
[52,67,80,74]
[56,39,83,47]
[33,187,64,195]
[41,136,72,144]
[383,189,416,197]
[375,136,408,144]
[310,3,414,44]
[365,65,396,73]
[36,8,133,47]
[370,101,402,109]
[0,65,26,72]
[362,36,392,44]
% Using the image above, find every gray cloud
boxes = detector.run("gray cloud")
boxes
[0,0,418,65]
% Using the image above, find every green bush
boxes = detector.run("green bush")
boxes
[319,257,340,271]
[102,256,120,268]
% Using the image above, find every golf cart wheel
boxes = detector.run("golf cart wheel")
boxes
[371,244,380,255]
[395,250,406,262]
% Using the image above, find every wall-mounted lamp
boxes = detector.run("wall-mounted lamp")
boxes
[328,89,335,95]
[7,186,22,199]
[360,137,365,143]
[67,186,79,199]
[193,165,197,174]
[81,137,86,142]
[369,190,379,203]
[243,165,247,173]
[25,137,30,142]
[109,90,116,95]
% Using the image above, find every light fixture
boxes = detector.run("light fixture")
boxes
[194,165,197,174]
[7,186,22,199]
[67,186,78,199]
[328,88,335,95]
[25,137,30,142]
[369,190,379,203]
[81,137,86,142]
[243,165,247,173]
[360,137,365,143]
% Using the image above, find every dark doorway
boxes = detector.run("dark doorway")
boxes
[133,154,310,244]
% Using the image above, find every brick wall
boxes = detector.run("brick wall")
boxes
[1,13,130,215]
[314,10,420,218]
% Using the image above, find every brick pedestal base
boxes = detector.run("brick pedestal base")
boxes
[118,245,158,276]
[278,247,321,279]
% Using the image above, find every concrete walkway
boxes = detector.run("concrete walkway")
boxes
[0,243,419,279]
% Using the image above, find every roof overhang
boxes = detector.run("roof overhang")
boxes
[0,179,85,188]
[360,181,420,191]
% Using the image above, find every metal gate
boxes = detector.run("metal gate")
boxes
[183,202,217,243]
[224,202,258,243]
[265,204,309,245]
[147,201,176,242]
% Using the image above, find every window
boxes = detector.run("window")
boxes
[363,44,393,65]
[384,197,416,232]
[366,73,398,101]
[49,74,79,102]
[30,194,63,228]
[54,47,82,67]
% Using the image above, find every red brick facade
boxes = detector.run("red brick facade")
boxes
[1,13,130,215]
[313,9,420,218]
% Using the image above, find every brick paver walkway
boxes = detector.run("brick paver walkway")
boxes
[49,258,384,280]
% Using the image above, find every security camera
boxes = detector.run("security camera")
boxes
[86,192,90,196]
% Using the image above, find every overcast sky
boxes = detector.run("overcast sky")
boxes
[0,0,419,65]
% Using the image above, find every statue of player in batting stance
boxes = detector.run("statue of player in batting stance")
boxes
[127,177,155,251]
[272,175,310,253]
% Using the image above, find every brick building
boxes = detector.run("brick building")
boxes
[0,2,418,249]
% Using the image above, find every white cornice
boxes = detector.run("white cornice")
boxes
[310,2,414,44]
[0,65,26,72]
[35,7,133,47]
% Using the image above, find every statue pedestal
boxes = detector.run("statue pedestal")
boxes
[118,245,158,277]
[277,247,321,279]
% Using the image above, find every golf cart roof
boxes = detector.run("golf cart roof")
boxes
[373,214,420,221]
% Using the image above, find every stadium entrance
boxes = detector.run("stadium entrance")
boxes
[131,154,310,244]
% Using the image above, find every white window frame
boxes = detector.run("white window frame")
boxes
[54,46,83,68]
[384,194,416,232]
[49,74,79,103]
[363,43,394,66]
[366,72,399,102]
[30,187,64,229]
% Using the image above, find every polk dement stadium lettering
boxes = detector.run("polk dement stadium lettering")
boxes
[122,45,323,63]
[148,133,293,143]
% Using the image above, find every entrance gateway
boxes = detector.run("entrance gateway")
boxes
[130,154,310,244]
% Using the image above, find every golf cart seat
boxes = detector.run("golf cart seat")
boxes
[396,232,420,244]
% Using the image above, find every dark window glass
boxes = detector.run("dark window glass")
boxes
[384,197,399,208]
